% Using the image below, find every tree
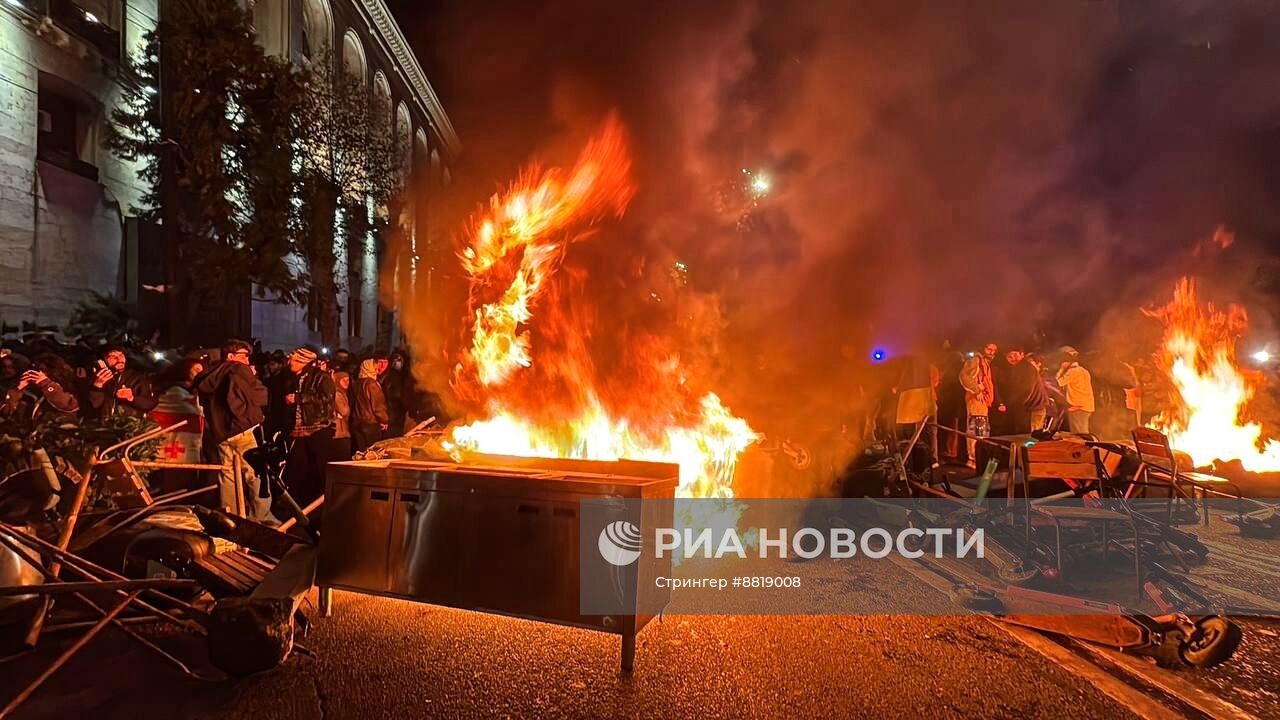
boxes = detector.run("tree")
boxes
[107,0,309,345]
[294,53,403,346]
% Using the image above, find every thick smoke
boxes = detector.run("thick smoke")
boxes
[391,0,1280,490]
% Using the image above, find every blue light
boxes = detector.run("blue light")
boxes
[871,348,887,362]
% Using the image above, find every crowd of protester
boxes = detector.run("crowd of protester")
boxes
[1,335,444,525]
[2,329,1131,516]
[895,341,1104,468]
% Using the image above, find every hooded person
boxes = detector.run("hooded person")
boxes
[332,370,352,458]
[352,356,389,452]
[193,339,272,521]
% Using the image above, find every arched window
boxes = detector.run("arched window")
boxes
[395,103,412,180]
[430,149,443,189]
[373,71,392,118]
[300,0,333,60]
[413,128,430,178]
[341,30,367,86]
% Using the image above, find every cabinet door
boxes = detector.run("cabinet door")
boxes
[388,489,466,603]
[459,496,581,622]
[317,482,393,592]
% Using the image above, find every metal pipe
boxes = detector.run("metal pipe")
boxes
[0,591,141,720]
[101,422,182,460]
[77,484,219,542]
[130,462,227,471]
[0,523,207,621]
[0,579,198,597]
[63,591,215,680]
[0,533,210,679]
[22,446,97,649]
[278,495,325,532]
[43,615,155,633]
[0,529,206,635]
[232,452,245,517]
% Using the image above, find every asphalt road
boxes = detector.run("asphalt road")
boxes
[2,588,1145,720]
[6,515,1278,720]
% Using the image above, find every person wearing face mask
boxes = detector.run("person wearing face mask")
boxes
[382,351,410,434]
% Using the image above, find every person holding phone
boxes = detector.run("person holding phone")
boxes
[85,346,157,419]
[1,354,79,420]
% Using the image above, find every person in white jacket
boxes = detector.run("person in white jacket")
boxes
[1055,346,1095,434]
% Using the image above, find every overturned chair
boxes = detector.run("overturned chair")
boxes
[1020,440,1144,599]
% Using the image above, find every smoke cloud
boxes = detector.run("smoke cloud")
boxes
[390,0,1280,489]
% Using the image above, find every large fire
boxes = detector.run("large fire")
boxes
[442,117,757,497]
[1145,277,1280,472]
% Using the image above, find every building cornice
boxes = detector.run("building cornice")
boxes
[358,0,460,159]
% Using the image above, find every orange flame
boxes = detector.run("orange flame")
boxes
[1144,277,1280,471]
[445,117,757,496]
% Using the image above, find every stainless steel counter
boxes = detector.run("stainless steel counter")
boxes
[316,454,678,671]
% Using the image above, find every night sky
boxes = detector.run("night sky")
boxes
[386,0,1280,410]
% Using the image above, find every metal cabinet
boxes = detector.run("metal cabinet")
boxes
[316,481,394,592]
[459,496,581,622]
[318,456,678,671]
[387,488,466,603]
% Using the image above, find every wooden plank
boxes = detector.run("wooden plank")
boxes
[1026,441,1094,462]
[1027,461,1098,480]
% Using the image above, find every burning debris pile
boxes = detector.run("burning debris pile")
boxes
[1144,277,1280,472]
[402,118,757,498]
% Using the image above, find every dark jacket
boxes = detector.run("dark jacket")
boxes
[86,368,157,419]
[194,361,268,445]
[292,366,335,437]
[353,377,389,426]
[263,368,297,438]
[2,378,79,420]
[382,368,409,421]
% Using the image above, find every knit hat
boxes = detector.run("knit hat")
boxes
[1059,345,1080,357]
[290,347,318,365]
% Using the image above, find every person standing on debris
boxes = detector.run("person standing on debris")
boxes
[85,346,157,419]
[352,356,390,452]
[282,347,338,506]
[194,339,272,521]
[959,342,997,467]
[1056,346,1096,434]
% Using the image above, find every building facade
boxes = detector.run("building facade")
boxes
[249,0,458,351]
[0,0,157,332]
[0,0,456,349]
